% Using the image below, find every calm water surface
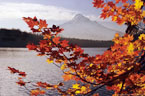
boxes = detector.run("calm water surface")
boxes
[0,48,107,96]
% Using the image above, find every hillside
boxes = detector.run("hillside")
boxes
[0,29,42,47]
[0,29,113,47]
[61,37,113,47]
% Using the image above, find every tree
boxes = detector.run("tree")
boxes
[8,0,145,96]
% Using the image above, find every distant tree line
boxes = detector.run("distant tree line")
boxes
[0,28,113,47]
[61,37,113,47]
[0,29,42,47]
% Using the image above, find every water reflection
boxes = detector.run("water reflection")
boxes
[0,48,107,96]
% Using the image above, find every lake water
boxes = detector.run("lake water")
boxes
[0,48,111,96]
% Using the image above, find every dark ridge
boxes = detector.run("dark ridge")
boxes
[0,28,113,48]
[0,29,42,47]
[61,37,114,48]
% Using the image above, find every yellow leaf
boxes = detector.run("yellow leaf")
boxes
[81,86,87,92]
[46,87,52,89]
[134,0,143,10]
[139,34,145,40]
[46,59,53,64]
[127,67,132,70]
[72,83,80,89]
[89,63,93,67]
[127,43,134,55]
[86,76,95,82]
[112,16,117,21]
[142,11,145,17]
[75,90,81,94]
[61,64,66,70]
[118,63,122,66]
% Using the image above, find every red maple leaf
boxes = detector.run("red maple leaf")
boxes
[19,72,27,77]
[39,19,48,29]
[61,40,69,47]
[16,80,26,86]
[108,1,115,7]
[100,12,107,19]
[122,0,127,3]
[52,37,60,44]
[23,17,39,29]
[93,0,104,8]
[26,44,37,50]
[8,67,19,74]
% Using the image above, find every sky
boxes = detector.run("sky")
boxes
[0,0,126,32]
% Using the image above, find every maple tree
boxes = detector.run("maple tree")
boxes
[8,0,145,96]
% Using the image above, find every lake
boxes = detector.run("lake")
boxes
[0,48,113,96]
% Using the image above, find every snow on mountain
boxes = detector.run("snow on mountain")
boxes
[97,21,127,33]
[60,14,124,40]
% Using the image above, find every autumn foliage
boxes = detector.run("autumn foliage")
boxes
[8,0,145,96]
[93,0,145,25]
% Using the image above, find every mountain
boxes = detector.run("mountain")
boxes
[97,21,127,33]
[60,14,124,40]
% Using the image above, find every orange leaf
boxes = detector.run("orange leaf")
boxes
[61,40,69,47]
[39,19,48,29]
[8,67,19,74]
[116,17,125,25]
[116,0,120,3]
[52,37,60,44]
[141,76,145,82]
[93,93,99,96]
[31,89,45,96]
[62,74,74,81]
[16,80,26,86]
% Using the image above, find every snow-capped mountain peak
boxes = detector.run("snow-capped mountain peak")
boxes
[60,14,124,40]
[72,14,90,22]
